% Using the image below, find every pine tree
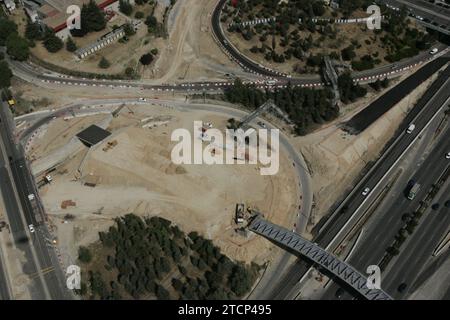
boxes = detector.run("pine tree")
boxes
[66,36,77,52]
[98,56,110,69]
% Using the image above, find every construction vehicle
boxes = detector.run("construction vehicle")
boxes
[235,203,245,224]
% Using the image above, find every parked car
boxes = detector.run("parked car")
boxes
[28,224,35,233]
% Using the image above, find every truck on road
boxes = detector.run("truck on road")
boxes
[408,182,421,200]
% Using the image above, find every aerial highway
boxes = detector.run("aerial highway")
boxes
[378,0,450,34]
[322,123,450,299]
[258,62,450,299]
[382,180,450,299]
[0,101,70,299]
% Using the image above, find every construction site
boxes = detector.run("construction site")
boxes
[24,102,300,267]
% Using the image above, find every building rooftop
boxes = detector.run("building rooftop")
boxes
[76,125,111,147]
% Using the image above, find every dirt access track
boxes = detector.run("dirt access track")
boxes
[31,103,300,266]
[152,0,256,82]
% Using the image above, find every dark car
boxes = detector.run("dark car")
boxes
[335,288,345,299]
[431,203,440,211]
[398,283,407,293]
[445,200,450,208]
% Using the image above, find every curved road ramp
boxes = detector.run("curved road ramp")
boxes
[248,215,393,300]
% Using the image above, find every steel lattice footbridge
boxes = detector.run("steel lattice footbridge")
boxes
[248,215,393,300]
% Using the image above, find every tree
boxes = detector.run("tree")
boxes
[123,23,135,37]
[341,45,356,61]
[145,15,158,28]
[98,57,111,69]
[74,0,106,36]
[78,246,92,263]
[135,11,144,19]
[155,284,170,299]
[0,61,13,89]
[43,33,63,53]
[119,0,133,16]
[25,22,43,41]
[124,67,135,78]
[139,53,154,65]
[66,37,77,52]
[0,18,18,46]
[6,34,30,61]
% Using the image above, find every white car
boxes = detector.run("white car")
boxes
[362,187,370,196]
[138,98,147,102]
[406,124,416,134]
[28,224,35,233]
[446,152,450,159]
[430,48,439,55]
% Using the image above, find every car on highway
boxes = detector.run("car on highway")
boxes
[362,187,370,196]
[28,224,35,233]
[446,152,450,159]
[406,124,416,134]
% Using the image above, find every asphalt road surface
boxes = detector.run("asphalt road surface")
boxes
[262,63,450,300]
[0,102,70,299]
[345,56,450,133]
[378,0,450,33]
[322,126,450,300]
[382,181,450,299]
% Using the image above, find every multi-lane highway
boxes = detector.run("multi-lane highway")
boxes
[322,123,450,299]
[382,180,450,299]
[0,101,70,299]
[378,0,450,34]
[258,63,450,299]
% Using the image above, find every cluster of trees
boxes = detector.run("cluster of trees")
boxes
[71,0,107,37]
[145,14,164,37]
[224,79,338,135]
[224,1,434,73]
[337,72,367,104]
[78,214,259,300]
[0,53,13,89]
[0,17,30,61]
[25,21,64,53]
[139,48,158,66]
[381,10,434,62]
[119,0,134,16]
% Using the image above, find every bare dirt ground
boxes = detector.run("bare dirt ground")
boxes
[32,104,299,266]
[150,0,246,82]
